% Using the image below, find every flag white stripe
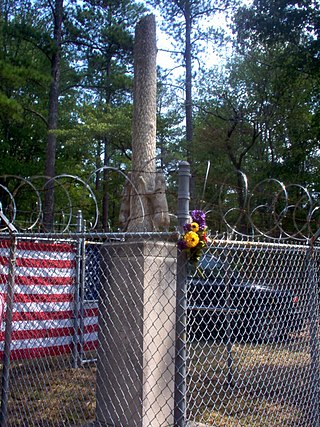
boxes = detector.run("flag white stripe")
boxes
[0,284,75,295]
[13,302,74,312]
[0,266,75,277]
[0,332,98,351]
[16,266,75,277]
[0,248,76,261]
[8,316,98,332]
[0,240,99,359]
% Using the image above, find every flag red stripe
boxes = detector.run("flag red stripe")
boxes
[0,324,98,341]
[0,256,76,269]
[0,344,73,361]
[82,308,99,318]
[0,240,76,253]
[13,294,74,303]
[83,340,98,352]
[82,323,98,334]
[0,239,99,361]
[0,327,72,341]
[0,275,75,286]
[12,310,74,321]
[0,340,98,361]
[11,307,98,322]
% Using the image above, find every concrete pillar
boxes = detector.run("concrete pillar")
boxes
[95,240,177,427]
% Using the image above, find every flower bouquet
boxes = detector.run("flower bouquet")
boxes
[177,210,208,266]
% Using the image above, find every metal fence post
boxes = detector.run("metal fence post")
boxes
[79,217,86,365]
[174,161,190,427]
[0,203,17,427]
[307,235,320,427]
[72,210,83,368]
[0,235,17,427]
[177,161,191,228]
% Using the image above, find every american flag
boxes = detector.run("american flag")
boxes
[0,239,98,360]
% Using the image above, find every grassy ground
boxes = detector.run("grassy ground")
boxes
[4,351,97,427]
[187,332,313,426]
[1,331,315,427]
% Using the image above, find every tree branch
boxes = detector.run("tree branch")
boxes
[24,107,48,127]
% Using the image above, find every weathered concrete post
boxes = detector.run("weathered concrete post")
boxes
[119,14,170,232]
[95,241,177,427]
[94,13,176,427]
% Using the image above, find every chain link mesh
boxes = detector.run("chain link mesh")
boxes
[0,233,317,426]
[187,239,315,427]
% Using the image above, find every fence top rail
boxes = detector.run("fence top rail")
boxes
[209,238,313,251]
[0,231,178,240]
[0,231,318,252]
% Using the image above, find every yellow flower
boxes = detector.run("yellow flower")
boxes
[190,222,199,232]
[184,231,200,248]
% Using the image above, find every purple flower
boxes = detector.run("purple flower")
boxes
[183,223,192,232]
[177,238,188,251]
[191,210,206,230]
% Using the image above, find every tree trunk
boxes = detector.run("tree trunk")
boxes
[102,138,109,231]
[119,14,170,232]
[127,14,158,231]
[184,0,195,197]
[43,0,63,231]
[185,0,193,164]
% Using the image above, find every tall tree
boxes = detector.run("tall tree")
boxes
[232,0,320,184]
[191,46,319,233]
[43,0,64,230]
[148,0,234,163]
[0,0,51,176]
[0,0,152,229]
[234,0,320,78]
[66,0,146,229]
[1,0,79,228]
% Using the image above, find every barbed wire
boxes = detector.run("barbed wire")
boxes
[0,169,319,241]
[216,172,319,242]
[0,168,149,233]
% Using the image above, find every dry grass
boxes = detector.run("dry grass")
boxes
[4,352,97,427]
[0,333,315,427]
[200,399,305,427]
[187,332,314,426]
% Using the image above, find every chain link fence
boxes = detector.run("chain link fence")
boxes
[0,165,319,426]
[186,238,317,427]
[0,231,317,427]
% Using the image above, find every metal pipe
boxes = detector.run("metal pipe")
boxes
[72,210,83,368]
[174,161,190,427]
[0,236,17,427]
[177,161,191,230]
[307,240,320,427]
[79,217,86,365]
